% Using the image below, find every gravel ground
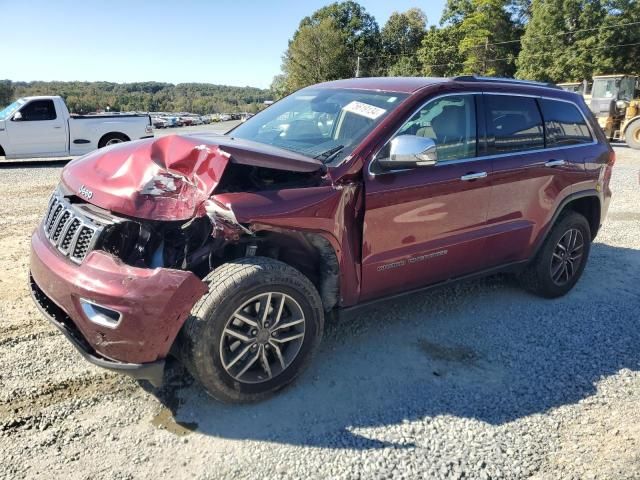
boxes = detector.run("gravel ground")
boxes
[0,141,638,480]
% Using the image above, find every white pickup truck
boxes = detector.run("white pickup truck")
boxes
[0,96,153,159]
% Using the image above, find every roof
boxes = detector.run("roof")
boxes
[592,74,628,79]
[313,77,449,94]
[310,76,562,94]
[21,95,62,101]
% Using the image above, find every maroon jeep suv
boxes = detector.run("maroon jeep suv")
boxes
[29,76,614,402]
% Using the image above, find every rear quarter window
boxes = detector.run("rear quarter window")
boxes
[538,99,592,147]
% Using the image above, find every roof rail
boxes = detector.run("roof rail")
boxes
[452,75,561,90]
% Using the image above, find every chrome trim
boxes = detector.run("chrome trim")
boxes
[368,92,598,177]
[545,159,567,167]
[41,189,110,264]
[460,171,488,181]
[80,298,122,329]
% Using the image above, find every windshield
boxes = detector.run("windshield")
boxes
[0,99,26,120]
[230,88,408,164]
[592,79,618,99]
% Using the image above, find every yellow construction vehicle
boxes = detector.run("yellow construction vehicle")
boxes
[589,74,640,149]
[558,81,592,103]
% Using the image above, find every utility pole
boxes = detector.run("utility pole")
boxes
[483,38,489,76]
[355,55,361,77]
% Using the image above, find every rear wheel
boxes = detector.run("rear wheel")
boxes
[624,119,640,150]
[98,133,129,148]
[179,257,324,403]
[520,212,591,298]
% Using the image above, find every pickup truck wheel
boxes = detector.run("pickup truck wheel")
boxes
[519,212,591,298]
[624,119,640,150]
[98,133,129,148]
[179,257,324,403]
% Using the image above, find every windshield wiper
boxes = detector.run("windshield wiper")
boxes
[314,145,344,162]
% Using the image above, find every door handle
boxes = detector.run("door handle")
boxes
[460,172,488,181]
[545,159,566,167]
[53,126,62,129]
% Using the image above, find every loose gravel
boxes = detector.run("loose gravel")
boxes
[0,143,638,480]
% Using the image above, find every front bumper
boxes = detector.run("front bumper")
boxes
[29,225,207,376]
[29,275,166,386]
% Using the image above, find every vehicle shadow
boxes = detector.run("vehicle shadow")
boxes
[147,242,640,449]
[0,158,71,169]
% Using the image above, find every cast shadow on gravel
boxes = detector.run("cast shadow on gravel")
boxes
[146,243,640,450]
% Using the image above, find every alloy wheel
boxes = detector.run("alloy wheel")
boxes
[219,292,306,384]
[550,228,584,286]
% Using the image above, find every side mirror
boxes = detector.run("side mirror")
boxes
[378,135,438,169]
[12,111,23,121]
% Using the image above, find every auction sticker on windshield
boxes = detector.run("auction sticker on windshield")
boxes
[342,101,387,120]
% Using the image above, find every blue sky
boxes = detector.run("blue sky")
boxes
[3,0,445,89]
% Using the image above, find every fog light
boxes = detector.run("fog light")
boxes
[80,299,122,329]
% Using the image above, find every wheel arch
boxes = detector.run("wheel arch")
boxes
[239,230,340,312]
[98,131,130,147]
[0,144,5,157]
[535,191,601,259]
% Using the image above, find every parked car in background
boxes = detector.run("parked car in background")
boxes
[0,96,153,159]
[29,76,613,403]
[152,116,168,128]
[164,116,179,127]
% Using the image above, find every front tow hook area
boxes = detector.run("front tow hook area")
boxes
[29,274,166,387]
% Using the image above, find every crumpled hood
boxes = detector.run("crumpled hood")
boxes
[61,134,323,221]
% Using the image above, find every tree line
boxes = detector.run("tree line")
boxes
[0,80,271,114]
[273,0,640,96]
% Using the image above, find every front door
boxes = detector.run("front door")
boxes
[6,99,66,157]
[360,94,494,301]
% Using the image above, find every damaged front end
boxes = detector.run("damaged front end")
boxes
[69,135,328,277]
[31,133,360,386]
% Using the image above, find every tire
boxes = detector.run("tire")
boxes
[519,211,591,298]
[98,133,129,148]
[624,119,640,150]
[178,257,324,403]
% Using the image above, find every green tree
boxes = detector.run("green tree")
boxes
[456,0,521,76]
[441,0,475,25]
[381,9,427,75]
[11,81,270,114]
[516,0,607,82]
[418,25,466,76]
[269,74,289,100]
[592,0,640,75]
[282,17,348,91]
[0,80,14,106]
[298,1,380,77]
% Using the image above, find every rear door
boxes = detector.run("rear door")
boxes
[483,94,589,266]
[6,99,67,157]
[361,93,494,301]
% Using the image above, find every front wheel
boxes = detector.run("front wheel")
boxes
[624,119,640,150]
[519,212,591,298]
[178,257,324,403]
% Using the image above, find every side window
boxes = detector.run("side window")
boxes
[392,95,477,162]
[485,95,544,154]
[539,99,592,147]
[19,100,57,121]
